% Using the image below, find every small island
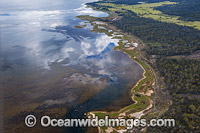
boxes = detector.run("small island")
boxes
[74,24,87,28]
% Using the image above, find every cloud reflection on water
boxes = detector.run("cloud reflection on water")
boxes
[0,2,109,69]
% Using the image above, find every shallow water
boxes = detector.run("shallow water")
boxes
[0,0,143,132]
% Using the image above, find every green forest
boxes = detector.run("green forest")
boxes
[110,10,200,56]
[156,58,199,95]
[156,0,200,21]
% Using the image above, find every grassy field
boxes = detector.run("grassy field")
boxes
[99,1,200,30]
[120,94,150,113]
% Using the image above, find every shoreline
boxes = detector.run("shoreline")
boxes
[76,2,156,132]
[88,48,153,113]
[87,47,155,132]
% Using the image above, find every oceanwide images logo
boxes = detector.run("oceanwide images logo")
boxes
[25,115,175,129]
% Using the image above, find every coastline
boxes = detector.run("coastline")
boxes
[86,44,155,132]
[75,2,157,132]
